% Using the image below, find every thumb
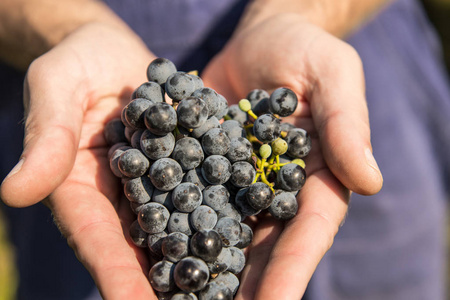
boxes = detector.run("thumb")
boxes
[308,38,383,195]
[1,57,84,207]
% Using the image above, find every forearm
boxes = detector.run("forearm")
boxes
[239,0,392,37]
[0,0,130,70]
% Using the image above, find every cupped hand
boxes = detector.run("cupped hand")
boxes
[1,23,158,299]
[202,13,383,300]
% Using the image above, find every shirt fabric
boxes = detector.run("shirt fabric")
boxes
[0,0,449,299]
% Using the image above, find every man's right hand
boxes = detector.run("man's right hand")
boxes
[1,22,159,300]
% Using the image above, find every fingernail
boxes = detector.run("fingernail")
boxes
[365,148,380,173]
[4,158,24,180]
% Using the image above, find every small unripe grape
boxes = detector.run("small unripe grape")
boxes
[271,138,288,156]
[259,144,272,159]
[238,99,252,112]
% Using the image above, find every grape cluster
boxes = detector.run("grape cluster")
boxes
[104,57,311,300]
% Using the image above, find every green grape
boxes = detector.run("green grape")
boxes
[271,138,288,156]
[259,144,272,159]
[238,99,252,112]
[291,158,306,168]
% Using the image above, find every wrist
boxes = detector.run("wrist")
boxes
[0,0,131,70]
[237,0,391,37]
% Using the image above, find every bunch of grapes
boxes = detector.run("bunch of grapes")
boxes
[104,57,311,299]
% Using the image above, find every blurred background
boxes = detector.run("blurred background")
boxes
[0,0,449,299]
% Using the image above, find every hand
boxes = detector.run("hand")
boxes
[202,13,383,299]
[0,23,158,299]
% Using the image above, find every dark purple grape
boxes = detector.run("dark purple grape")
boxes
[190,205,218,231]
[172,292,198,300]
[253,113,281,143]
[268,87,298,117]
[137,202,170,234]
[201,128,230,156]
[130,129,144,150]
[124,98,154,129]
[148,231,168,260]
[201,155,232,185]
[155,290,180,300]
[149,158,183,191]
[235,222,253,249]
[246,182,274,210]
[198,281,232,300]
[269,191,299,220]
[107,142,129,161]
[229,161,256,188]
[213,94,229,120]
[140,130,175,160]
[171,182,203,213]
[221,120,245,139]
[183,168,209,191]
[214,217,241,247]
[162,232,190,262]
[118,148,150,178]
[247,88,270,116]
[109,145,132,178]
[149,259,176,292]
[132,81,165,102]
[191,87,220,117]
[190,73,204,91]
[174,256,210,292]
[190,230,223,262]
[124,175,154,204]
[129,219,148,248]
[234,188,261,217]
[280,122,295,133]
[152,189,175,212]
[226,104,247,125]
[216,203,242,222]
[144,102,177,135]
[177,97,209,129]
[124,126,136,143]
[168,211,193,235]
[147,57,177,85]
[202,185,230,211]
[171,137,204,171]
[166,72,197,102]
[227,247,245,274]
[285,128,312,158]
[276,163,306,192]
[104,118,127,146]
[206,246,231,274]
[226,137,253,163]
[191,116,221,139]
[211,272,239,295]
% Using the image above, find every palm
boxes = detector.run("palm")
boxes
[202,14,380,299]
[2,24,158,299]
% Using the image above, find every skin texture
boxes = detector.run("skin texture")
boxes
[0,0,385,299]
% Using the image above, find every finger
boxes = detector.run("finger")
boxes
[0,56,86,207]
[49,149,155,300]
[235,216,283,300]
[305,37,383,195]
[253,169,349,300]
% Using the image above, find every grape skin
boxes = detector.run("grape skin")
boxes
[149,158,183,192]
[146,57,177,85]
[172,137,204,171]
[140,130,175,160]
[268,87,298,117]
[149,259,176,292]
[177,96,209,129]
[201,155,232,185]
